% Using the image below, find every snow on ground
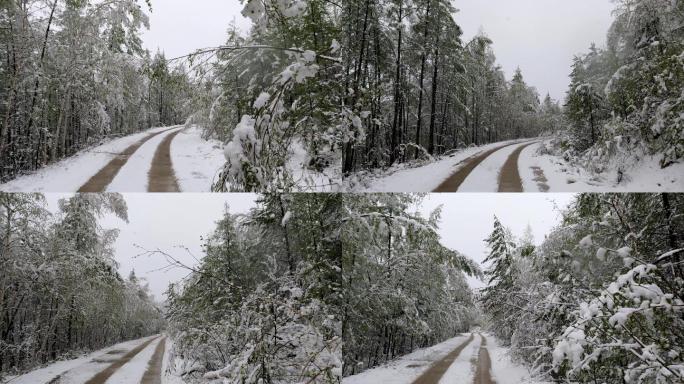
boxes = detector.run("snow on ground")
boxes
[457,143,527,192]
[106,127,184,192]
[170,126,225,192]
[343,334,471,384]
[345,140,527,192]
[105,337,162,384]
[161,337,187,384]
[486,334,551,384]
[0,127,172,192]
[518,141,684,192]
[287,139,341,192]
[4,335,159,384]
[438,334,481,384]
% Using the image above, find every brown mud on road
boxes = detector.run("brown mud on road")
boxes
[530,166,550,192]
[434,143,522,192]
[498,142,537,192]
[412,334,475,384]
[141,337,166,384]
[78,128,177,192]
[83,336,161,384]
[473,334,496,384]
[147,129,183,192]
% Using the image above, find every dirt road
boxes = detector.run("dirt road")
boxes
[147,129,183,192]
[140,337,166,384]
[412,334,475,384]
[81,336,163,384]
[77,127,183,192]
[434,141,539,192]
[498,142,536,192]
[473,334,495,384]
[433,143,521,192]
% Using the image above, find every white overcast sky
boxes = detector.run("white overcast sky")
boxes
[45,193,573,299]
[46,194,257,301]
[418,194,575,289]
[141,0,615,101]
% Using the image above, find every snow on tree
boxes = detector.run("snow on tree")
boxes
[165,194,342,383]
[0,192,164,378]
[341,194,481,377]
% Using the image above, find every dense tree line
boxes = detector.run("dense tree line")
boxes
[0,193,164,378]
[0,0,190,183]
[342,194,481,377]
[481,194,684,383]
[562,0,684,170]
[165,194,342,383]
[181,1,343,192]
[340,0,556,175]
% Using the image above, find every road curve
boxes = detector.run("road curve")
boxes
[412,334,475,384]
[78,127,178,192]
[433,144,521,192]
[498,142,537,192]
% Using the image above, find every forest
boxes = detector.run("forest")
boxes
[481,194,683,383]
[555,0,684,173]
[339,0,561,176]
[2,0,682,191]
[0,193,164,377]
[164,194,342,383]
[0,0,191,183]
[341,194,481,376]
[342,193,683,383]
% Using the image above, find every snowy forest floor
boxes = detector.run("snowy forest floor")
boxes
[344,138,684,192]
[343,333,549,384]
[4,335,168,384]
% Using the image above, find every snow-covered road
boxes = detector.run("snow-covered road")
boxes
[5,335,167,384]
[343,333,548,384]
[348,139,684,192]
[0,126,225,193]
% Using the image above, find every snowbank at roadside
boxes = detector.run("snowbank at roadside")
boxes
[342,334,472,384]
[519,141,684,192]
[486,335,551,384]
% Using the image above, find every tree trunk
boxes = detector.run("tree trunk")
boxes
[390,2,403,165]
[428,23,440,155]
[414,0,431,159]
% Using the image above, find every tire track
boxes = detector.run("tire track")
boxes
[473,334,495,384]
[433,142,524,192]
[78,128,177,192]
[412,333,475,384]
[147,129,183,192]
[497,142,537,192]
[83,336,161,384]
[141,337,166,384]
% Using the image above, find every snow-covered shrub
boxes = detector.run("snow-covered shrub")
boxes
[553,259,684,383]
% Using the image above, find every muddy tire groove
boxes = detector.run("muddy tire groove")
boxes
[83,336,160,384]
[78,128,177,192]
[147,129,183,192]
[434,143,523,192]
[412,334,475,384]
[141,337,166,384]
[473,334,495,384]
[498,142,537,192]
